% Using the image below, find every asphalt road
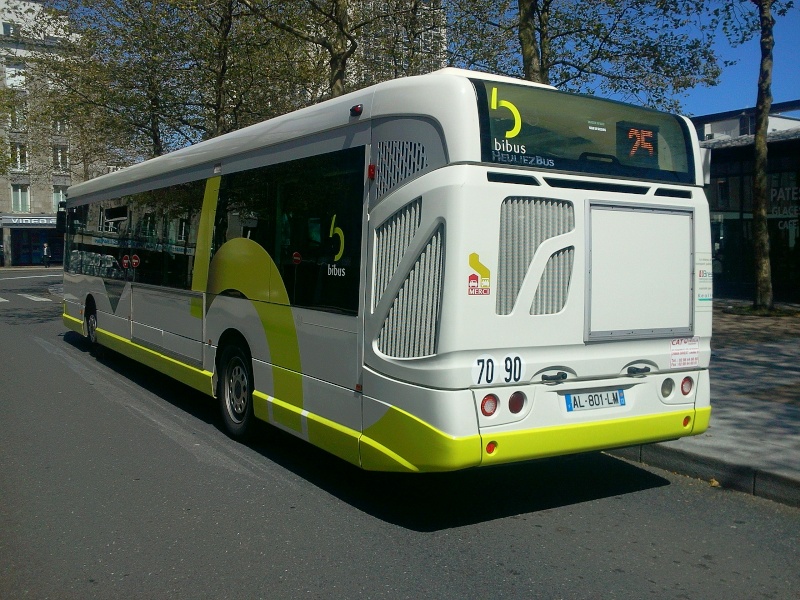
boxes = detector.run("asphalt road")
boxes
[1,269,799,599]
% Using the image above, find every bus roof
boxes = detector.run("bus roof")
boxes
[67,69,556,205]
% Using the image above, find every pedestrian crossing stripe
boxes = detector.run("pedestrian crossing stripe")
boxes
[16,294,51,302]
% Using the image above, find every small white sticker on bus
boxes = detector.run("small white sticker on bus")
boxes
[670,337,700,369]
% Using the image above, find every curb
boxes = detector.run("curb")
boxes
[608,444,800,508]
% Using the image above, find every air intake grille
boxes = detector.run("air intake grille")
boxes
[375,141,427,198]
[377,225,444,358]
[531,247,574,315]
[496,197,575,315]
[373,198,422,307]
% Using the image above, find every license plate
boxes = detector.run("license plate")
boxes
[565,389,626,412]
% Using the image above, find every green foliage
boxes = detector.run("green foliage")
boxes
[22,0,440,174]
[711,0,795,46]
[447,0,725,112]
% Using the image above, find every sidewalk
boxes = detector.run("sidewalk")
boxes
[612,299,800,507]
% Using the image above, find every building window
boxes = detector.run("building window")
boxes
[99,207,122,234]
[177,218,189,242]
[9,102,27,130]
[739,115,756,136]
[53,145,69,172]
[2,22,20,37]
[10,143,27,171]
[5,61,25,88]
[140,213,158,238]
[53,185,68,212]
[53,118,68,134]
[12,184,30,212]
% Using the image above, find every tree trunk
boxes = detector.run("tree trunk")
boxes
[329,0,351,98]
[751,0,774,310]
[518,0,547,84]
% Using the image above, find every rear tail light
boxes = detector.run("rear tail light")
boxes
[508,391,526,414]
[660,378,675,398]
[481,394,499,417]
[681,377,694,396]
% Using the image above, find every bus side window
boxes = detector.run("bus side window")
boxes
[273,147,364,315]
[216,147,364,314]
[216,171,276,260]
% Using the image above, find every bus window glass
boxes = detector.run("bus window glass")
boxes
[65,181,204,289]
[473,80,694,184]
[217,146,365,315]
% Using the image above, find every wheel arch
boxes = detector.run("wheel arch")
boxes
[215,328,253,387]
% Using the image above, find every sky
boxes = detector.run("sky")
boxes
[680,8,800,117]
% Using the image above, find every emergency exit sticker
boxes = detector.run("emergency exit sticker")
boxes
[670,337,700,369]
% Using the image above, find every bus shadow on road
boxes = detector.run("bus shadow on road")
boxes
[251,426,672,532]
[63,330,671,532]
[62,330,221,427]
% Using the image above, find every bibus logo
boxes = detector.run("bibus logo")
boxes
[328,264,346,277]
[494,138,527,154]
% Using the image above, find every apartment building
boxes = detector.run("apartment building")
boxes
[0,0,68,266]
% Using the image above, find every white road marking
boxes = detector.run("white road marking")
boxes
[0,274,62,281]
[18,294,52,302]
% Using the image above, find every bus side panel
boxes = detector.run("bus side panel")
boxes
[205,293,363,459]
[63,272,132,341]
[130,285,204,364]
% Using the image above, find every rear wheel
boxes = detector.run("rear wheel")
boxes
[218,344,254,439]
[84,303,99,353]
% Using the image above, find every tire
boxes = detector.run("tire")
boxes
[85,305,99,354]
[218,344,255,440]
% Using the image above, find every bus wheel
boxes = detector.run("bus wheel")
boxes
[84,303,99,353]
[218,344,254,440]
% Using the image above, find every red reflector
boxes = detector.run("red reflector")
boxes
[681,377,693,395]
[683,416,691,427]
[481,394,499,417]
[486,441,497,454]
[508,391,526,414]
[368,164,376,180]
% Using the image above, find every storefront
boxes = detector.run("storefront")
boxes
[0,214,64,267]
[703,129,800,302]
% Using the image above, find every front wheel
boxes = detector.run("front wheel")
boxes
[217,345,254,440]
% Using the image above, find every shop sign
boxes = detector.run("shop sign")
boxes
[1,215,57,228]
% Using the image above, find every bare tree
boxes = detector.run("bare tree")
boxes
[751,0,776,309]
[716,0,795,309]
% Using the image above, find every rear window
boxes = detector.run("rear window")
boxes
[472,79,694,184]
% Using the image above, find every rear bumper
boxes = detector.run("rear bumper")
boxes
[478,406,711,467]
[359,400,711,472]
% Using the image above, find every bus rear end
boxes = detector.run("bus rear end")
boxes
[359,72,711,472]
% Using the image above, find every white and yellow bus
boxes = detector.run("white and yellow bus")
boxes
[62,68,712,472]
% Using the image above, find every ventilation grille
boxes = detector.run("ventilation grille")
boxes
[375,141,427,198]
[496,197,575,315]
[377,225,444,358]
[531,247,574,315]
[373,198,422,306]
